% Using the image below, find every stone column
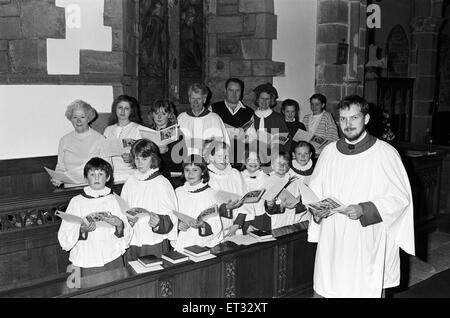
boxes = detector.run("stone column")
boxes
[409,11,445,143]
[205,0,285,107]
[315,0,367,120]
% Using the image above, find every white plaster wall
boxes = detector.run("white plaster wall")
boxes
[273,0,317,121]
[0,86,113,160]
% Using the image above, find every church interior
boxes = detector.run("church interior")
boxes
[0,0,449,298]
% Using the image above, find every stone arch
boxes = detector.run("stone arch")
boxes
[386,25,409,77]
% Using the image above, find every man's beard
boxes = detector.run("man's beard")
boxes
[344,128,365,142]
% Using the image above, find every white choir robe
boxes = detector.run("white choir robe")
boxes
[121,171,178,247]
[103,122,146,182]
[57,188,132,268]
[241,169,269,221]
[177,111,230,155]
[173,183,223,251]
[267,173,311,229]
[307,140,415,298]
[208,164,250,232]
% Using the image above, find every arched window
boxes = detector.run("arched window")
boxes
[386,25,409,77]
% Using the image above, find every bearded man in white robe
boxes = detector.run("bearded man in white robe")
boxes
[307,95,415,298]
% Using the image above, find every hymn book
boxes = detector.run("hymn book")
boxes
[214,189,266,205]
[183,245,211,257]
[44,166,86,186]
[139,124,179,146]
[173,205,219,227]
[306,197,346,216]
[292,129,328,150]
[137,254,163,267]
[162,251,189,264]
[125,208,157,224]
[56,210,114,228]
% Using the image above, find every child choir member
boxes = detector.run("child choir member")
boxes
[265,152,310,229]
[204,141,248,237]
[173,155,223,251]
[57,157,132,276]
[289,141,315,185]
[120,139,178,259]
[240,150,271,232]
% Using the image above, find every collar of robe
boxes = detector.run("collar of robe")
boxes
[207,163,233,176]
[241,169,267,180]
[186,108,210,118]
[336,132,377,155]
[290,160,314,176]
[82,186,113,199]
[183,182,210,193]
[134,168,161,181]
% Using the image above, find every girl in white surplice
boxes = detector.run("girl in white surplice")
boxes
[120,139,178,261]
[173,155,223,251]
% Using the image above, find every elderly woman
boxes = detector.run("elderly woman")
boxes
[52,100,105,187]
[103,95,146,182]
[247,83,290,167]
[302,93,339,156]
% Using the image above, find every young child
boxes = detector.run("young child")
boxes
[281,99,307,139]
[204,140,248,237]
[240,150,271,232]
[289,141,315,185]
[265,151,309,230]
[120,139,178,260]
[173,155,223,251]
[57,157,132,277]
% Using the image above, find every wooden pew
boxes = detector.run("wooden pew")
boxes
[0,222,316,298]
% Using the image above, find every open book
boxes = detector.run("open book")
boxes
[173,205,219,227]
[292,129,328,149]
[99,138,126,157]
[44,166,86,186]
[214,189,266,205]
[261,175,298,201]
[139,124,179,146]
[306,197,346,216]
[257,130,289,146]
[56,210,114,228]
[125,208,158,223]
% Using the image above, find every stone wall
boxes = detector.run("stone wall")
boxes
[0,0,138,98]
[205,0,285,107]
[315,0,367,121]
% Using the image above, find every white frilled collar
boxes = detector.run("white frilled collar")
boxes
[241,169,267,180]
[83,186,112,198]
[207,163,233,176]
[134,168,159,181]
[183,182,209,193]
[292,159,313,172]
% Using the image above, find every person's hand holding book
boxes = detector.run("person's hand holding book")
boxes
[338,204,362,220]
[224,224,239,237]
[188,219,204,229]
[225,199,243,210]
[148,213,160,228]
[178,221,190,231]
[103,215,123,227]
[80,221,96,233]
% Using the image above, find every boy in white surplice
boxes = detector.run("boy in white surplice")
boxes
[58,157,132,276]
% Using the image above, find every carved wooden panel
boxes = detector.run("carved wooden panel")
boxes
[223,259,236,298]
[159,279,174,298]
[277,244,288,296]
